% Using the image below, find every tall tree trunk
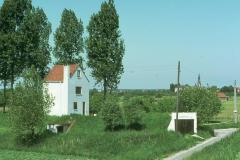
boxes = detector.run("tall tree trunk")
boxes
[3,79,7,113]
[10,65,14,94]
[103,79,107,100]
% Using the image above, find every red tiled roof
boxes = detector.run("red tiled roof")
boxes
[45,64,78,82]
[217,92,228,98]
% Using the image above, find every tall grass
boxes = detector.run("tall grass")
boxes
[0,112,212,160]
[0,150,88,160]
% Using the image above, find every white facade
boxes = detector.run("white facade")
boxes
[167,112,197,133]
[46,65,89,116]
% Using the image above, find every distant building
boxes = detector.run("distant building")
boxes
[45,64,90,116]
[217,92,229,101]
[174,87,183,93]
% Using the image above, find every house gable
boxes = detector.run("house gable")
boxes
[45,64,89,83]
[69,66,90,83]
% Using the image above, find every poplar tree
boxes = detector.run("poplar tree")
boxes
[0,34,12,112]
[20,7,52,78]
[54,9,84,65]
[0,0,52,92]
[86,0,125,99]
[0,0,32,91]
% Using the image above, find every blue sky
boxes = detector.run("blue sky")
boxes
[1,0,240,89]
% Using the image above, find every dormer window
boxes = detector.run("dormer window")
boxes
[77,70,81,78]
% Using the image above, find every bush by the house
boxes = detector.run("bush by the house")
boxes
[9,67,53,145]
[89,92,104,114]
[101,97,124,131]
[179,86,222,124]
[124,99,145,130]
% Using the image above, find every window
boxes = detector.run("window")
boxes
[73,102,78,110]
[76,87,82,95]
[77,70,81,78]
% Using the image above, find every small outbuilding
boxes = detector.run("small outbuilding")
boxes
[168,112,197,134]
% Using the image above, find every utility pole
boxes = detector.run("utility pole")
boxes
[234,80,238,124]
[176,61,180,132]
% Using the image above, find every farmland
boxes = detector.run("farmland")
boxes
[213,97,240,122]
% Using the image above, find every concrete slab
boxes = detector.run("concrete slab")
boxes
[163,128,239,160]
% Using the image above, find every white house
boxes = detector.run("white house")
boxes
[45,64,90,116]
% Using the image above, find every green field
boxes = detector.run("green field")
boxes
[0,112,212,160]
[213,97,240,122]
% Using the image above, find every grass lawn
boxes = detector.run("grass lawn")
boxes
[0,112,212,160]
[187,131,240,160]
[0,150,89,160]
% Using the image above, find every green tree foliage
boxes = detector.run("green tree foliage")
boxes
[154,96,176,113]
[126,96,151,113]
[9,67,53,145]
[89,92,104,114]
[101,97,124,131]
[86,0,125,99]
[220,85,234,93]
[179,87,222,124]
[0,0,32,90]
[0,0,51,87]
[20,7,52,78]
[124,99,145,130]
[209,85,218,91]
[54,9,84,65]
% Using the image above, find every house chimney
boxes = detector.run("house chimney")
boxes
[64,65,70,82]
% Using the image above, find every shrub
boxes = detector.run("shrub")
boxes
[126,96,152,113]
[153,96,176,112]
[101,98,124,131]
[124,100,145,130]
[89,92,104,114]
[9,67,53,145]
[179,87,222,124]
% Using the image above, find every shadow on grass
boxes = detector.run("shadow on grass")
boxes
[15,130,56,147]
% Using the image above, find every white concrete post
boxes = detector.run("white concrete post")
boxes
[234,80,238,124]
